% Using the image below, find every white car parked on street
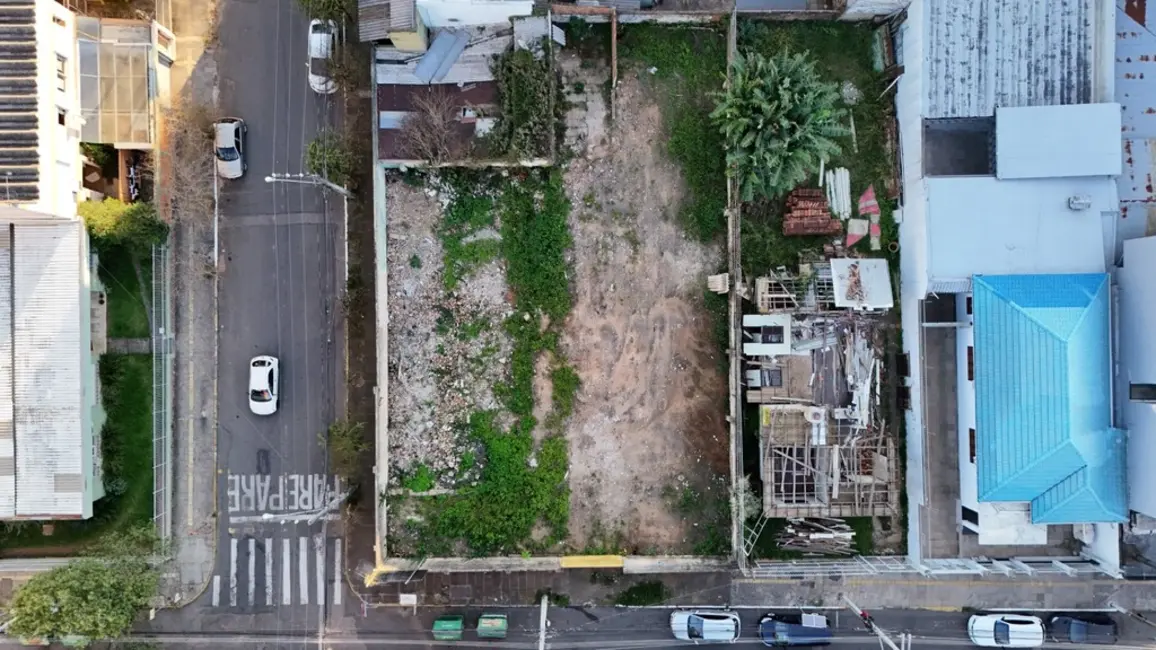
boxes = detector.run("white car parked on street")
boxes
[967,614,1045,648]
[248,356,279,415]
[213,117,247,179]
[308,19,337,94]
[670,610,741,644]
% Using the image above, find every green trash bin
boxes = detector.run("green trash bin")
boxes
[432,614,465,641]
[477,613,508,639]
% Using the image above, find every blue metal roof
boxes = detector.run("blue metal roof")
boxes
[413,29,469,84]
[973,274,1128,524]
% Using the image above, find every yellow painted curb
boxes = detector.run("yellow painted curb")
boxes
[364,563,402,587]
[561,555,624,569]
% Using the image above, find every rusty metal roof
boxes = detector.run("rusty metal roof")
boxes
[1118,0,1156,221]
[359,0,415,43]
[925,0,1094,118]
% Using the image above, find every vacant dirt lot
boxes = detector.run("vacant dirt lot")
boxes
[561,70,730,552]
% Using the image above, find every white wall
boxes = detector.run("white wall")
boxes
[33,0,81,219]
[895,0,929,565]
[1118,236,1156,517]
[954,295,978,531]
[416,0,532,28]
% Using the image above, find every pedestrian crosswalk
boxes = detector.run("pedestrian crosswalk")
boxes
[211,534,343,609]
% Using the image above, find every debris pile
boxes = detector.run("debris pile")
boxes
[783,188,843,236]
[775,517,857,555]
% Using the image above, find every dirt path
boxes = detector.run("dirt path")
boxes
[561,75,730,553]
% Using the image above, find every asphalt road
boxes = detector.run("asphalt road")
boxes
[203,0,344,626]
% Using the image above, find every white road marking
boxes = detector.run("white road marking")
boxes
[228,513,341,524]
[314,534,325,606]
[281,537,291,606]
[212,575,220,607]
[229,537,238,607]
[265,537,273,606]
[299,536,309,605]
[333,537,343,606]
[247,538,256,606]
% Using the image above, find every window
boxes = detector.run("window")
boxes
[965,296,972,315]
[766,326,784,344]
[961,506,979,526]
[922,117,996,177]
[1131,383,1156,402]
[57,108,66,126]
[767,369,783,388]
[967,346,974,381]
[55,54,66,92]
[53,15,65,27]
[968,428,976,463]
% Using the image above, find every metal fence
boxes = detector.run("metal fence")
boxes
[152,243,173,541]
[748,555,1115,579]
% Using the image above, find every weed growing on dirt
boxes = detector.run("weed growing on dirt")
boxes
[614,580,670,606]
[324,420,368,485]
[402,464,436,493]
[491,49,560,160]
[618,25,727,242]
[409,254,422,269]
[547,363,580,430]
[438,192,499,291]
[406,169,576,556]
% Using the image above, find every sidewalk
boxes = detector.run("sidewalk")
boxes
[159,0,220,606]
[348,566,1156,612]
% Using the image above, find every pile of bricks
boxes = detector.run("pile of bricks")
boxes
[783,188,843,237]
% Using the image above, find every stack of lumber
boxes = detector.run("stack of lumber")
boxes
[775,517,857,556]
[783,189,843,237]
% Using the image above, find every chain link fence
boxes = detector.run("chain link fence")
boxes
[152,243,173,541]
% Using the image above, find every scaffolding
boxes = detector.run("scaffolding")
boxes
[754,264,838,314]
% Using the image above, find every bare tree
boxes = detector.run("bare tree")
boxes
[397,88,467,164]
[152,99,218,226]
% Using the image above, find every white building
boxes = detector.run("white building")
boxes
[895,0,1126,574]
[0,0,112,520]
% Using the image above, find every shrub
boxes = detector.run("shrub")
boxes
[306,130,354,186]
[712,51,848,201]
[79,199,168,253]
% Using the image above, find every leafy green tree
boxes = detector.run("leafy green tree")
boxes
[711,51,849,202]
[305,130,353,187]
[8,528,160,641]
[296,0,353,21]
[7,559,157,640]
[78,198,169,253]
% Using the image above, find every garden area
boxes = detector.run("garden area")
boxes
[0,197,163,555]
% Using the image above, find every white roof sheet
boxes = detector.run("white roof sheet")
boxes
[11,221,85,517]
[0,227,12,518]
[830,258,894,311]
[374,35,508,85]
[925,176,1113,280]
[995,104,1123,180]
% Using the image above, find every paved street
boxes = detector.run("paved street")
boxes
[206,0,344,622]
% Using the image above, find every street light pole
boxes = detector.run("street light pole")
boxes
[265,172,351,198]
[841,594,904,650]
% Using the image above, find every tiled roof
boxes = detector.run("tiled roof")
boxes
[0,0,38,201]
[973,274,1127,524]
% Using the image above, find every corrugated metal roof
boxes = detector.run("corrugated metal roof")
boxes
[414,29,470,84]
[0,1,39,201]
[375,36,508,85]
[0,226,12,518]
[974,273,1127,524]
[359,0,415,43]
[1117,0,1156,221]
[995,104,1123,179]
[11,220,86,518]
[925,0,1094,118]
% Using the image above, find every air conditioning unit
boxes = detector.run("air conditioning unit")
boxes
[1068,195,1093,211]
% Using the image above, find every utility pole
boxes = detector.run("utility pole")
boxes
[538,593,549,650]
[842,594,905,650]
[265,172,351,198]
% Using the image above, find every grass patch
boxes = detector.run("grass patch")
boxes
[547,363,580,431]
[846,517,876,555]
[618,25,728,242]
[663,477,731,556]
[99,248,151,339]
[736,20,898,275]
[614,580,670,606]
[438,190,500,291]
[0,355,152,552]
[403,464,436,493]
[407,169,574,556]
